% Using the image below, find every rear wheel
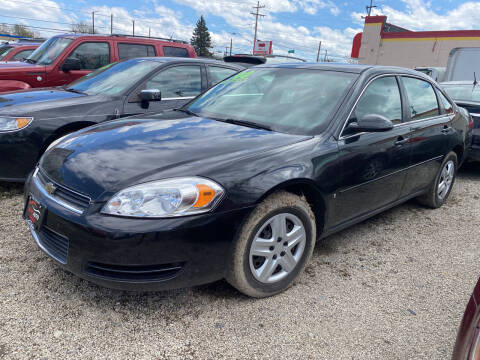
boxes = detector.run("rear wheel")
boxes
[226,191,316,298]
[417,151,457,208]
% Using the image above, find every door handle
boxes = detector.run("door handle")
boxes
[395,137,409,146]
[441,126,452,134]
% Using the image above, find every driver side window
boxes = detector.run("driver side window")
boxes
[347,76,403,132]
[66,42,110,70]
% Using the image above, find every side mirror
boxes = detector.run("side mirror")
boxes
[347,114,394,133]
[61,58,82,72]
[139,89,161,109]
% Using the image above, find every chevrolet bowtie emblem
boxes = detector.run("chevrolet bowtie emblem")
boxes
[44,182,57,195]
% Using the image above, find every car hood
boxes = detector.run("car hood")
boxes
[0,88,85,111]
[40,116,312,200]
[0,62,45,71]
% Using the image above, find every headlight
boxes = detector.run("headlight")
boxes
[0,117,33,132]
[102,177,225,218]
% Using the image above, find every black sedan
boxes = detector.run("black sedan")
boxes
[0,57,242,181]
[441,81,479,161]
[24,64,471,297]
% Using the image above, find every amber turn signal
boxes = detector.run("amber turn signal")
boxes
[194,184,216,208]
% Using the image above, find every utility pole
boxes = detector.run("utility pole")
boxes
[250,1,265,55]
[132,20,135,36]
[149,27,151,38]
[92,11,95,34]
[230,38,233,56]
[366,0,376,16]
[323,49,328,62]
[110,14,113,34]
[316,41,322,62]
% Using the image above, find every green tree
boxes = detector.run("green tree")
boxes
[71,22,96,34]
[12,24,35,38]
[190,15,212,57]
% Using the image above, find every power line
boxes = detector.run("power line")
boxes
[0,14,109,30]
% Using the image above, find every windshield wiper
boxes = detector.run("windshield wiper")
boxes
[23,58,36,64]
[219,118,273,131]
[64,88,85,95]
[173,108,199,117]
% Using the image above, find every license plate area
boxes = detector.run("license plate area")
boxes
[24,195,46,230]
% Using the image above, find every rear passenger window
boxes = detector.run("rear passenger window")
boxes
[402,77,440,120]
[145,65,201,98]
[438,91,454,114]
[208,66,238,85]
[352,76,403,125]
[67,42,110,70]
[163,46,189,57]
[118,43,156,60]
[12,50,34,61]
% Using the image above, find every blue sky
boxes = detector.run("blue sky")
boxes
[1,0,480,61]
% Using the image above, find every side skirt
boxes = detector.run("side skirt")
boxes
[319,189,427,240]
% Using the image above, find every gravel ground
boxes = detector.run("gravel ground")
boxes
[1,164,479,360]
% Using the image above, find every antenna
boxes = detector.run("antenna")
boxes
[366,0,377,16]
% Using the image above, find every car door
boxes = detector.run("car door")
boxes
[123,64,204,116]
[399,76,452,196]
[330,75,412,226]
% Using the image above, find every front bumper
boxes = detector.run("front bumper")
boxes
[24,172,253,291]
[0,128,42,182]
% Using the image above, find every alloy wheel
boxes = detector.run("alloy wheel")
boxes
[437,160,455,200]
[249,213,306,284]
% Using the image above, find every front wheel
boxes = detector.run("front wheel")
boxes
[417,151,457,208]
[226,191,316,298]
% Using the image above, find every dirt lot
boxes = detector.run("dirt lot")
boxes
[1,164,479,359]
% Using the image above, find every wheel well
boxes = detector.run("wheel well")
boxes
[261,181,326,237]
[452,145,464,163]
[40,121,96,155]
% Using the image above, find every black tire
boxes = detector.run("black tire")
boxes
[417,151,457,209]
[226,191,316,298]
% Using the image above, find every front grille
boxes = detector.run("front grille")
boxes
[36,226,69,264]
[85,262,184,282]
[35,168,90,214]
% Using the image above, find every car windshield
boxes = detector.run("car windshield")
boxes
[442,84,480,103]
[187,68,357,135]
[66,59,160,96]
[0,46,13,60]
[26,37,73,65]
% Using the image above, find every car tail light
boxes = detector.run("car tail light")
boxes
[469,115,475,129]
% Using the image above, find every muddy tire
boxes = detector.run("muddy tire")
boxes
[417,151,457,209]
[226,191,316,298]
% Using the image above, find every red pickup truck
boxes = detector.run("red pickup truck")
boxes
[0,34,197,93]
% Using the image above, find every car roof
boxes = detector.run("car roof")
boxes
[120,57,244,69]
[252,62,428,76]
[54,33,191,45]
[440,81,478,86]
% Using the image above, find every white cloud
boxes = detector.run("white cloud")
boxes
[352,0,480,31]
